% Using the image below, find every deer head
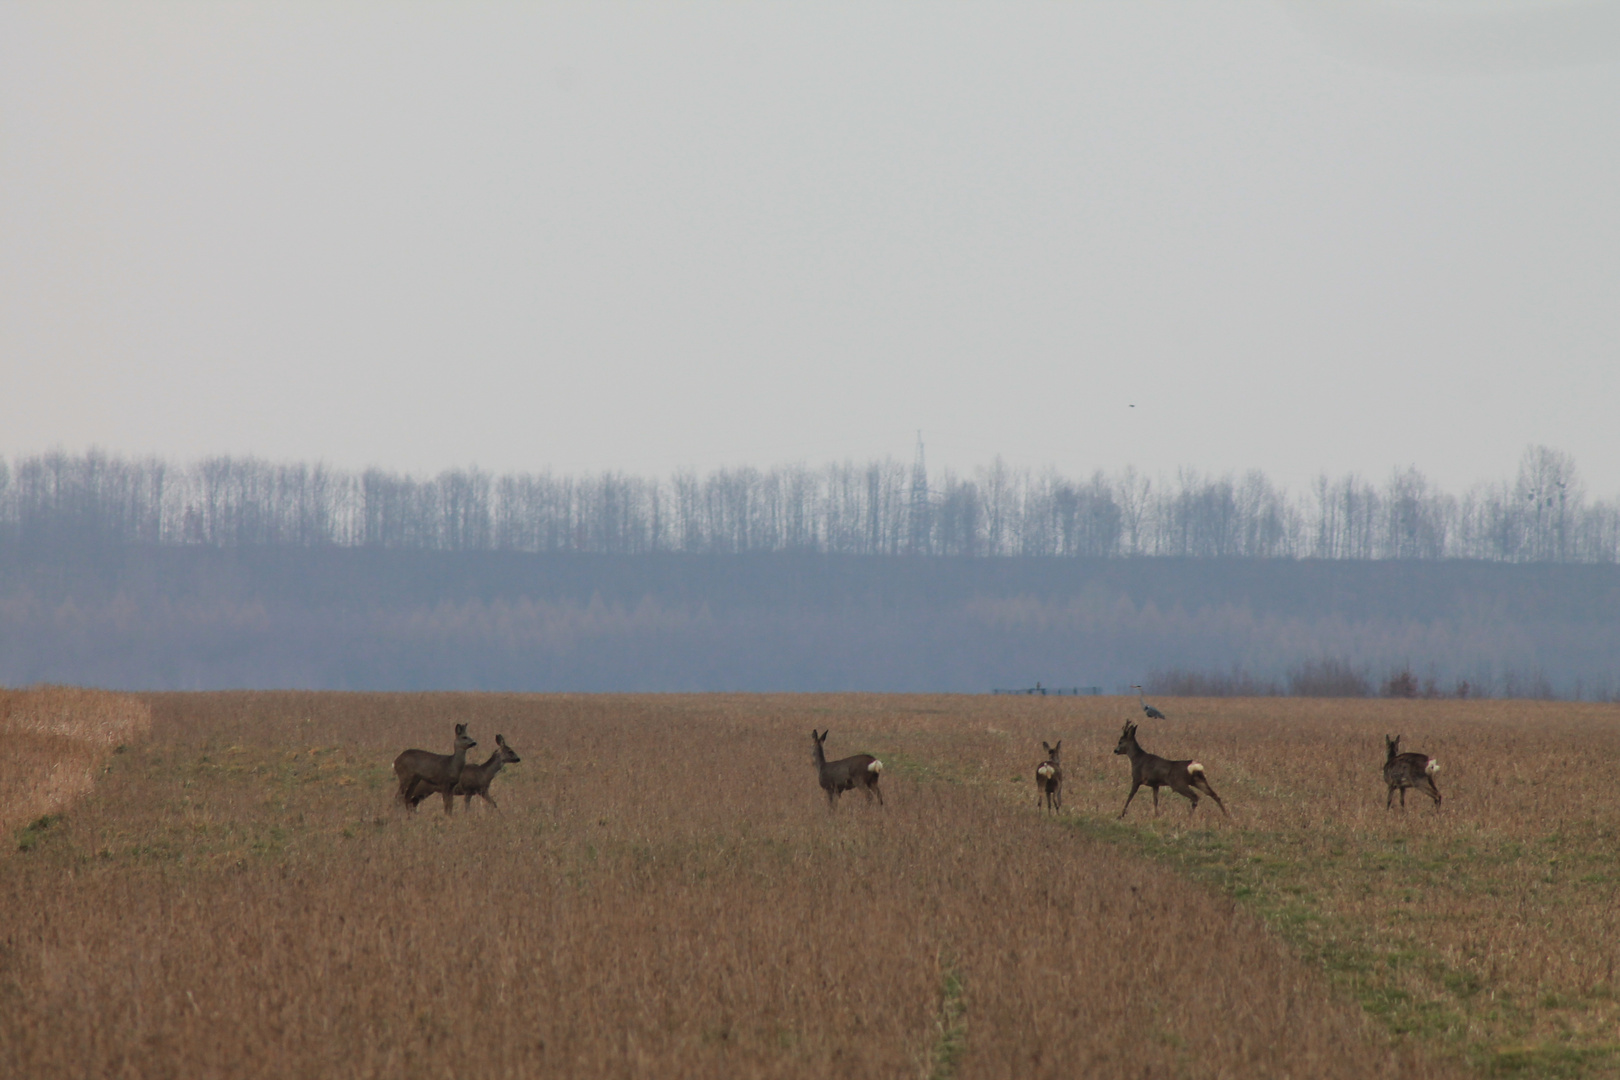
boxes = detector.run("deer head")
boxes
[1114,722,1137,755]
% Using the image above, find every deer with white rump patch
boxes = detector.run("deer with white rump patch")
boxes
[811,730,884,810]
[410,733,521,812]
[1113,721,1227,819]
[393,723,477,814]
[1036,740,1063,813]
[1383,734,1441,809]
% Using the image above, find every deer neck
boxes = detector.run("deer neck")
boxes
[448,743,470,781]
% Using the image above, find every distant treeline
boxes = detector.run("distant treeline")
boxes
[3,445,1615,562]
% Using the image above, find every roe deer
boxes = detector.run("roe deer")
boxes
[1383,734,1441,809]
[393,723,477,815]
[811,730,884,810]
[1036,740,1063,813]
[410,733,521,812]
[1113,721,1227,819]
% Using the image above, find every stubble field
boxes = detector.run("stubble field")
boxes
[2,690,1617,1078]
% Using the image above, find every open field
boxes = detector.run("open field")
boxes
[0,686,150,841]
[2,692,1617,1077]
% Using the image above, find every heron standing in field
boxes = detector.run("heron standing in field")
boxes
[1132,685,1167,720]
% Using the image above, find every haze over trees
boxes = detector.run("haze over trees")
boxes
[2,445,1613,563]
[1,447,1616,697]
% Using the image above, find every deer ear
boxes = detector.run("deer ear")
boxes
[455,723,467,735]
[496,734,506,746]
[1054,740,1062,752]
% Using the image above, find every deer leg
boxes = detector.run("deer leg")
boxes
[441,788,456,815]
[1386,785,1396,810]
[1192,776,1229,818]
[872,781,884,807]
[1151,786,1161,815]
[1119,781,1142,819]
[481,790,499,810]
[1399,787,1408,810]
[1054,785,1061,813]
[1169,778,1197,814]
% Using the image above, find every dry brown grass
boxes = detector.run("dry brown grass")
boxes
[3,691,1610,1077]
[0,685,151,840]
[947,696,1620,1076]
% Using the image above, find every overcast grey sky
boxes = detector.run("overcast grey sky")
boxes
[3,2,1617,495]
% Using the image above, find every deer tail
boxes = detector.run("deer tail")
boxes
[1187,762,1205,776]
[1425,759,1440,776]
[868,759,884,775]
[1037,763,1055,780]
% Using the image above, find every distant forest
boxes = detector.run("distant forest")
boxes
[2,445,1615,562]
[3,449,1617,696]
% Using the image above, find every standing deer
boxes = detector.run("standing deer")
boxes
[811,730,884,809]
[410,733,521,812]
[393,723,477,815]
[1036,740,1063,813]
[1113,721,1227,819]
[1383,734,1441,809]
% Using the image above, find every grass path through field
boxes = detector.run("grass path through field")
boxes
[885,695,1620,1079]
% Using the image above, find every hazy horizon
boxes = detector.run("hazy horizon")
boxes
[5,3,1618,494]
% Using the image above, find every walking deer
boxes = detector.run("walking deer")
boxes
[1383,734,1441,809]
[811,730,884,809]
[410,733,521,812]
[1036,740,1063,813]
[393,723,477,814]
[1113,721,1227,819]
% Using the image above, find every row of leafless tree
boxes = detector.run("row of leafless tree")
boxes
[1,446,1614,562]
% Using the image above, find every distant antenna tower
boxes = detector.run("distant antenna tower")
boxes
[909,430,931,555]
